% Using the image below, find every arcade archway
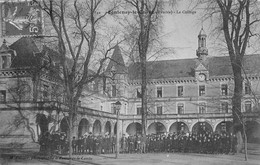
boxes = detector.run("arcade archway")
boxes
[169,122,189,135]
[147,122,166,135]
[215,121,233,134]
[93,120,101,136]
[60,117,69,136]
[104,121,112,135]
[78,118,90,137]
[192,122,213,134]
[126,122,142,136]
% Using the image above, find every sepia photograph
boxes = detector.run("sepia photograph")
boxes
[0,0,259,164]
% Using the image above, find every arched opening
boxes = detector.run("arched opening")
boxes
[245,121,260,144]
[126,122,142,136]
[147,122,166,135]
[93,120,101,136]
[60,117,69,134]
[60,117,69,136]
[215,121,233,134]
[78,118,89,138]
[169,122,189,135]
[104,121,111,135]
[36,113,49,137]
[192,122,213,134]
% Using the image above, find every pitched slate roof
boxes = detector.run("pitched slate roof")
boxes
[128,54,260,80]
[106,45,127,74]
[10,37,42,68]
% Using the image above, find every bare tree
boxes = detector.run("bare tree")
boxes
[195,0,260,156]
[125,0,177,136]
[33,0,120,161]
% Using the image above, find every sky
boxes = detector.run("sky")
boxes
[0,0,259,62]
[161,1,203,60]
[0,0,209,61]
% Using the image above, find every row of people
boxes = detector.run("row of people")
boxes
[144,132,237,154]
[39,131,238,155]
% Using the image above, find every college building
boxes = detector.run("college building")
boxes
[0,28,259,144]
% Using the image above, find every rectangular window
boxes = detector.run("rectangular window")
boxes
[112,85,116,97]
[0,90,6,102]
[112,104,117,114]
[2,56,8,69]
[177,103,184,114]
[137,107,142,115]
[136,88,142,98]
[221,102,228,113]
[157,106,163,115]
[221,84,228,96]
[199,102,206,114]
[245,82,251,95]
[157,87,162,98]
[43,85,49,100]
[199,85,205,96]
[178,86,183,97]
[245,101,252,112]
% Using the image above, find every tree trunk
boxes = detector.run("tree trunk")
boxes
[141,58,147,136]
[68,112,73,164]
[231,61,243,153]
[242,122,248,161]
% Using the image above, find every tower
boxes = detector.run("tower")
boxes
[0,39,14,69]
[105,44,128,114]
[196,28,208,61]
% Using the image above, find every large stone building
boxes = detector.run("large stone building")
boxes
[0,28,260,145]
[114,28,260,141]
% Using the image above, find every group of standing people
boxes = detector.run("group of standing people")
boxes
[142,131,237,154]
[39,131,238,156]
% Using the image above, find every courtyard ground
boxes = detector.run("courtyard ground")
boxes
[1,152,260,165]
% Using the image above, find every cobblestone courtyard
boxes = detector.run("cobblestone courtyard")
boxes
[1,152,260,165]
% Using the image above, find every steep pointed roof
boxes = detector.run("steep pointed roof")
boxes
[199,27,207,36]
[106,45,127,74]
[10,37,42,68]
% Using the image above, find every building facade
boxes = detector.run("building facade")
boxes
[108,28,260,142]
[0,29,260,145]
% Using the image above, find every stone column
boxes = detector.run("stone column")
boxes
[111,122,115,136]
[101,123,106,136]
[72,125,78,138]
[89,124,93,134]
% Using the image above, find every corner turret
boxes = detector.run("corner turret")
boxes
[196,28,208,61]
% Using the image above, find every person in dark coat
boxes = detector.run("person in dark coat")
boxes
[72,136,77,154]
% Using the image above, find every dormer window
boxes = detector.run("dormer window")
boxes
[2,56,7,68]
[0,55,11,69]
[111,65,116,79]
